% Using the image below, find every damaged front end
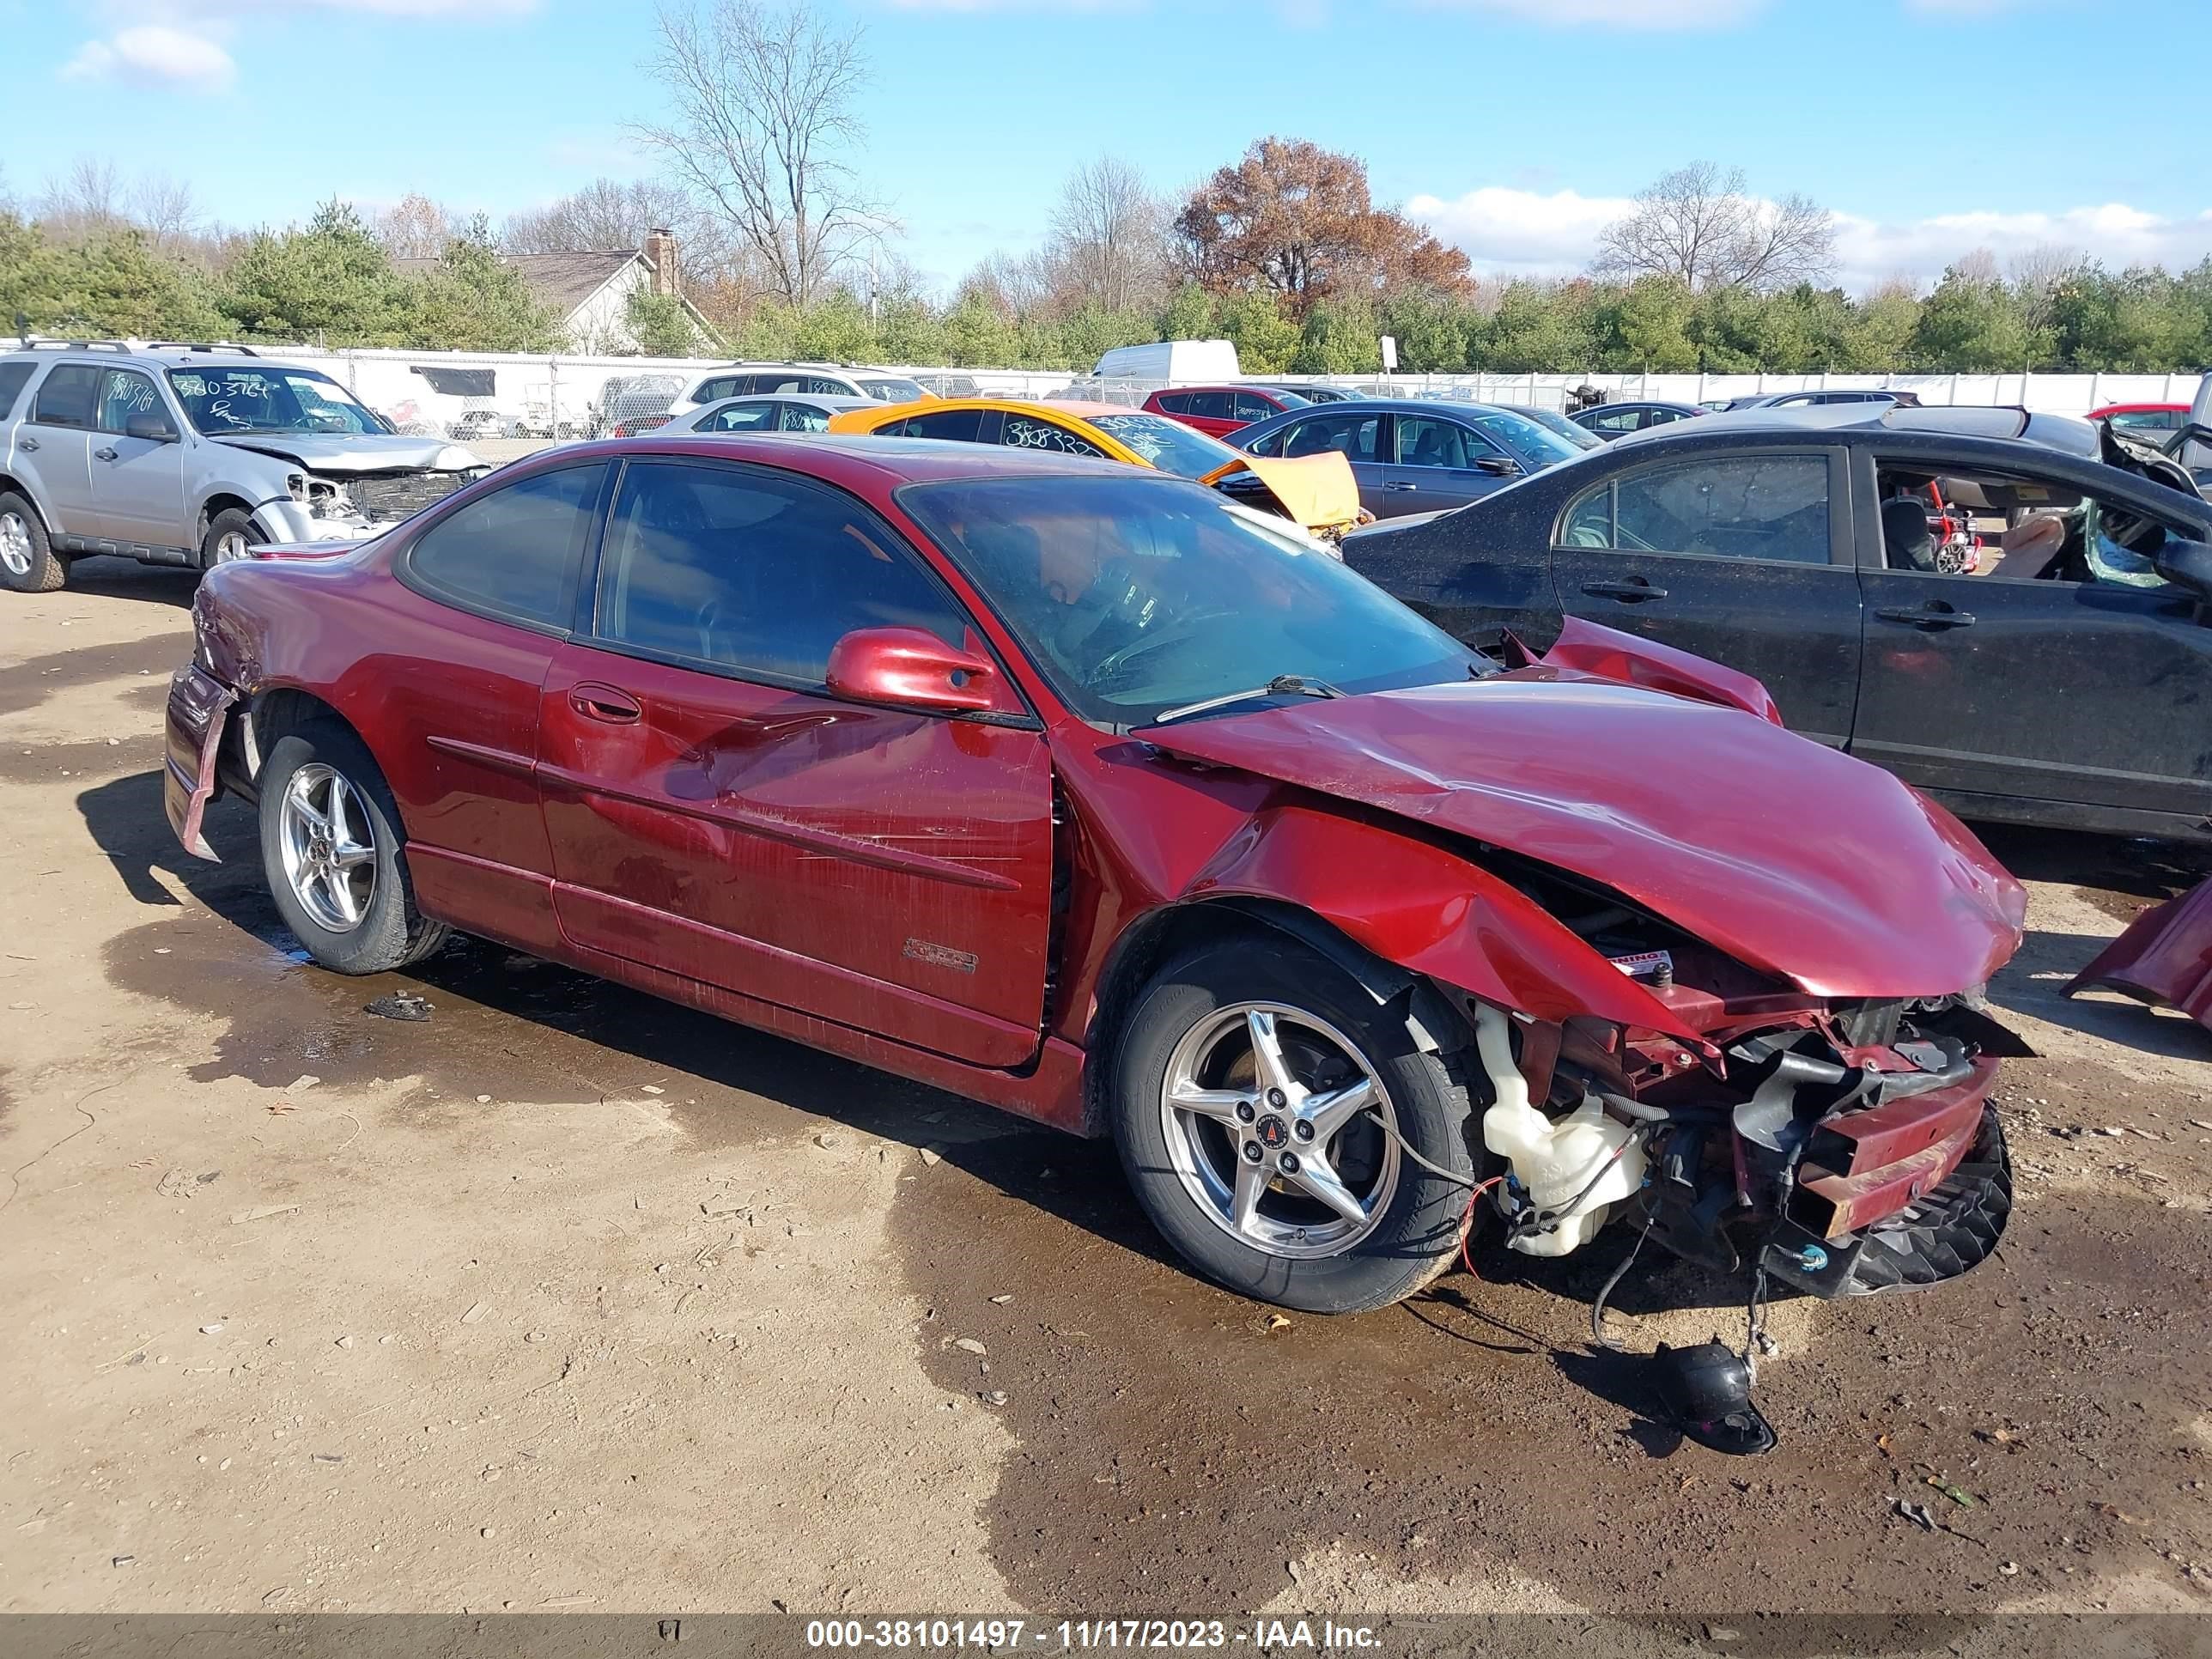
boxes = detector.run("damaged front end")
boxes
[1455,953,2012,1303]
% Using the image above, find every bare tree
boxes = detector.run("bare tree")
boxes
[374,192,453,260]
[2009,241,2082,340]
[129,173,206,253]
[502,176,720,261]
[1595,161,1835,293]
[1048,156,1166,313]
[635,0,881,307]
[37,157,127,240]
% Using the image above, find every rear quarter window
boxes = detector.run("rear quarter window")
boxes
[0,362,36,422]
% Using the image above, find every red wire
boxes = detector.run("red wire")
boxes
[1458,1176,1504,1280]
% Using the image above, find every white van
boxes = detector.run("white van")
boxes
[1092,339,1242,382]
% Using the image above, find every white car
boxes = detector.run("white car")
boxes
[665,393,875,434]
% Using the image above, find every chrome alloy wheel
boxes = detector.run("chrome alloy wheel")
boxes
[0,511,32,577]
[1158,1002,1401,1259]
[278,763,376,933]
[213,528,252,564]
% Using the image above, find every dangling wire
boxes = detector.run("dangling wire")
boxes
[1589,1218,1652,1351]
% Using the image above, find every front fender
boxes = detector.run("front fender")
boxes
[1182,803,1711,1046]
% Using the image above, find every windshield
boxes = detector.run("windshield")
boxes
[167,368,391,436]
[1522,407,1602,450]
[1462,408,1583,470]
[900,473,1476,728]
[860,377,927,403]
[1079,410,1241,479]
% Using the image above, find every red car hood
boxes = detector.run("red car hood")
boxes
[1144,676,2025,1000]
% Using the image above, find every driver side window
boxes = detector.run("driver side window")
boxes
[591,461,968,686]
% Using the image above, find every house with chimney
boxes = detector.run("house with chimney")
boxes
[399,228,720,356]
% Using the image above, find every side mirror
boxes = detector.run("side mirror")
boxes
[824,626,1012,715]
[1473,454,1521,477]
[2153,536,2212,598]
[125,411,178,442]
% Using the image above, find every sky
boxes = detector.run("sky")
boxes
[6,0,2210,297]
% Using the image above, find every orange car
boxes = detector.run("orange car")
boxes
[826,398,1364,539]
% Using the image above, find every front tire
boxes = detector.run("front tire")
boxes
[1109,935,1476,1315]
[199,507,259,572]
[258,720,449,975]
[0,494,66,592]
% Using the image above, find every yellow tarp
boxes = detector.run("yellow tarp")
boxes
[1200,451,1363,535]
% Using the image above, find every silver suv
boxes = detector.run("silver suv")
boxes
[0,341,487,593]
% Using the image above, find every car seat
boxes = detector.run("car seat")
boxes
[1880,495,1937,572]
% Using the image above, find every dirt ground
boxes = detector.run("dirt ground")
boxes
[3,560,2210,1621]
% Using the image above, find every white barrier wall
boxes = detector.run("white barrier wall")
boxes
[248,344,2207,440]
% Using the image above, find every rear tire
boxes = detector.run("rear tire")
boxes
[258,720,449,975]
[0,494,66,592]
[1109,935,1475,1315]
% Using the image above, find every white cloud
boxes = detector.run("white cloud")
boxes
[1412,183,2212,290]
[61,25,236,93]
[1831,204,2212,290]
[58,0,537,93]
[1407,185,1634,276]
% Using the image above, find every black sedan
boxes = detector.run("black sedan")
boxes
[1234,398,1584,520]
[1572,399,1706,440]
[1342,403,2212,843]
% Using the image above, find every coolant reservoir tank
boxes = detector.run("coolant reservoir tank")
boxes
[1482,1092,1647,1258]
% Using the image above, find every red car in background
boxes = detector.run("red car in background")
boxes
[1143,384,1309,438]
[162,434,2023,1334]
[2088,402,2190,437]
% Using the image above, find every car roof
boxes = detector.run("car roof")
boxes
[3,346,312,374]
[588,430,1173,487]
[1247,397,1522,420]
[708,392,874,409]
[2089,402,2188,414]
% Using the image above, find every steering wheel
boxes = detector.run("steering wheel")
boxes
[1091,610,1237,691]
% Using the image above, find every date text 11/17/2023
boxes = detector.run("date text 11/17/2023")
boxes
[805,1620,1382,1651]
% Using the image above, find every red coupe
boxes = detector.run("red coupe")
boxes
[165,434,2024,1319]
[1142,384,1308,438]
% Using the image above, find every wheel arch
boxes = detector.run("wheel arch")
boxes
[0,477,50,526]
[1080,894,1469,1139]
[198,493,258,543]
[235,684,362,795]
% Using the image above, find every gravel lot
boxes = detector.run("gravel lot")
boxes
[3,560,2209,1620]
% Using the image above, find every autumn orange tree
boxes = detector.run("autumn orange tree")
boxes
[1173,137,1470,317]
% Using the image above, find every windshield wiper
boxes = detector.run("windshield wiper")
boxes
[1152,674,1345,726]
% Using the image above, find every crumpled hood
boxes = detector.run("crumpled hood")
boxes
[1144,676,2025,1000]
[204,433,479,473]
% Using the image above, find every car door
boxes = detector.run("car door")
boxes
[1848,447,2212,828]
[1548,447,1863,746]
[1174,391,1238,438]
[1230,390,1282,435]
[535,456,1057,1069]
[1262,411,1389,514]
[19,362,102,541]
[1371,412,1519,514]
[90,368,188,553]
[378,460,612,944]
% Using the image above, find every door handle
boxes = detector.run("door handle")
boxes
[568,684,642,724]
[1580,579,1669,603]
[1875,603,1976,629]
[94,447,118,462]
[1382,481,1419,491]
[17,437,37,453]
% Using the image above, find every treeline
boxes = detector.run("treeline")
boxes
[7,164,2212,375]
[1,201,562,353]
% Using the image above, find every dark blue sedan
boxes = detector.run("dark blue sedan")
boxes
[1233,398,1584,519]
